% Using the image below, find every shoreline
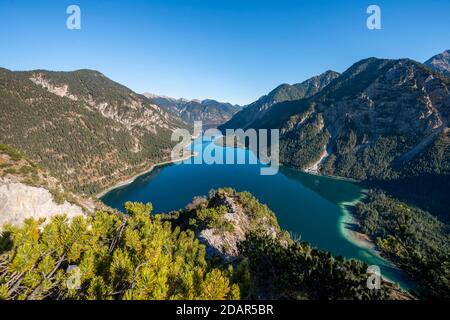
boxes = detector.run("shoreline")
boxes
[338,194,377,252]
[214,136,381,255]
[293,166,409,288]
[338,194,413,292]
[96,150,196,199]
[299,167,361,183]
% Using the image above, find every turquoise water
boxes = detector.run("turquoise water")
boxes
[101,137,413,291]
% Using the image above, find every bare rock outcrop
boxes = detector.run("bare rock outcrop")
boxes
[0,181,84,226]
[195,190,280,262]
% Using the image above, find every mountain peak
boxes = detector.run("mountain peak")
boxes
[425,50,450,76]
[143,93,242,128]
[220,71,340,131]
[322,70,340,77]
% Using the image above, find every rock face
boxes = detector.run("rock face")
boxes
[197,194,251,260]
[0,181,83,226]
[0,144,105,227]
[219,70,340,131]
[144,93,242,129]
[177,189,282,262]
[27,70,183,133]
[425,49,450,77]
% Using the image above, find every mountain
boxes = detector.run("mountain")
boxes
[219,70,340,131]
[425,49,450,77]
[219,57,450,298]
[0,68,187,195]
[144,93,242,128]
[249,58,449,176]
[224,58,450,217]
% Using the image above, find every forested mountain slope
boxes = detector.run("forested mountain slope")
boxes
[219,70,340,131]
[0,68,186,195]
[276,58,449,176]
[227,58,450,212]
[354,190,450,299]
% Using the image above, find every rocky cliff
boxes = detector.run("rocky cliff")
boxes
[0,144,101,227]
[0,182,84,226]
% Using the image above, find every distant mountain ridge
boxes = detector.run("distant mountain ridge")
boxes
[144,93,242,128]
[425,49,450,77]
[220,70,340,131]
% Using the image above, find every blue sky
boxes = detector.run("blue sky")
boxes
[0,0,449,105]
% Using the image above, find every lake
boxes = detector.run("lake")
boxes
[101,137,413,290]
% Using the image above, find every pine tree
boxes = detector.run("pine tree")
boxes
[0,202,239,300]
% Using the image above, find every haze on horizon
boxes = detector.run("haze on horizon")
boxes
[0,0,449,105]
